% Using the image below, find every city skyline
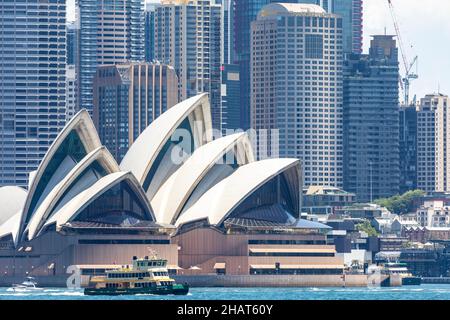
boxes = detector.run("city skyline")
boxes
[65,0,449,102]
[3,0,450,301]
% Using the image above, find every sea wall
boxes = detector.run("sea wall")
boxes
[422,277,450,284]
[0,274,370,288]
[172,274,370,287]
[0,274,398,288]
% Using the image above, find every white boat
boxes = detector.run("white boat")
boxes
[9,277,43,292]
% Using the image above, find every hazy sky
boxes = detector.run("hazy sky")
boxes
[66,0,450,101]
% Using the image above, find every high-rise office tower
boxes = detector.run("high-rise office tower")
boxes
[221,64,241,132]
[219,1,241,132]
[234,0,362,130]
[220,0,233,65]
[0,0,67,187]
[144,3,156,63]
[417,94,450,193]
[154,0,222,130]
[234,0,269,131]
[399,105,418,193]
[343,35,400,202]
[251,3,344,187]
[77,0,145,114]
[93,63,179,161]
[334,0,363,54]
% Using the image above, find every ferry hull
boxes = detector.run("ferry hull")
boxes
[84,284,189,296]
[402,277,422,286]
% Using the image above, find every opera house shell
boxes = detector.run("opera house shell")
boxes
[0,94,342,279]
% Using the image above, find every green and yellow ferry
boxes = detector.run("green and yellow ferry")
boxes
[84,256,189,296]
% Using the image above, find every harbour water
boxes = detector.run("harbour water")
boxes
[0,284,449,300]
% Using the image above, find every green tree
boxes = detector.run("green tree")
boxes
[374,189,425,215]
[356,220,379,237]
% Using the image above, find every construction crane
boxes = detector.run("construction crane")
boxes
[387,0,419,106]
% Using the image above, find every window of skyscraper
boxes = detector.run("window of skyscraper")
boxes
[305,34,323,59]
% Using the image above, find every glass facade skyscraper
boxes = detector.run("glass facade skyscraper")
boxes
[221,64,241,132]
[0,0,67,187]
[294,0,363,54]
[219,0,233,65]
[333,0,363,54]
[343,36,400,201]
[66,22,78,66]
[77,0,145,114]
[144,4,156,63]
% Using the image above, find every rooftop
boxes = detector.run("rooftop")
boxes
[258,3,326,19]
[304,186,355,196]
[223,218,331,231]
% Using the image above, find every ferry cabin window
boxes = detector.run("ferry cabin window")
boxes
[147,261,165,267]
[135,282,150,288]
[109,272,149,278]
[153,271,168,277]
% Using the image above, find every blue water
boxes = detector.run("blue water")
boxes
[0,285,450,300]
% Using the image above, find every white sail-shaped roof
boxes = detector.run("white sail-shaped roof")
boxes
[25,147,120,240]
[0,186,27,226]
[20,109,102,235]
[0,94,305,246]
[120,93,212,199]
[151,133,255,225]
[175,158,301,227]
[0,186,27,245]
[0,212,22,245]
[42,172,155,234]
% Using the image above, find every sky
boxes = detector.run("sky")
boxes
[66,0,450,101]
[363,0,450,102]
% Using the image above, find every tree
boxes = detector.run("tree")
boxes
[356,220,379,237]
[374,189,425,215]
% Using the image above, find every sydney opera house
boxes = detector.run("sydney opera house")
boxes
[0,94,344,280]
